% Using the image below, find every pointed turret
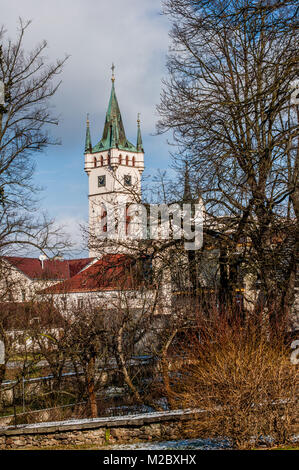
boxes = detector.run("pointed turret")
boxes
[136,113,144,153]
[85,114,92,153]
[92,65,137,153]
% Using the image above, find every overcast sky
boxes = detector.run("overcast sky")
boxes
[2,0,172,255]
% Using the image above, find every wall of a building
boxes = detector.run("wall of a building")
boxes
[42,287,169,317]
[85,148,144,258]
[0,261,61,303]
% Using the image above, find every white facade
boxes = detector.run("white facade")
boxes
[44,288,158,316]
[85,148,144,256]
[0,259,63,303]
[84,78,145,257]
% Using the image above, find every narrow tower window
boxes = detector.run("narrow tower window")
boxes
[98,175,106,187]
[124,175,132,186]
[93,157,97,168]
[100,155,104,166]
[126,155,129,165]
[132,156,135,167]
[119,155,122,165]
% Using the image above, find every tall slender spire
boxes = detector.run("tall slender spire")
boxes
[92,66,137,153]
[136,113,144,153]
[85,113,92,153]
[110,112,117,148]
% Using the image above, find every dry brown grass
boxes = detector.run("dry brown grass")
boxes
[168,310,298,449]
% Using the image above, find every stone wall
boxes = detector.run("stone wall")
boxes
[0,409,202,449]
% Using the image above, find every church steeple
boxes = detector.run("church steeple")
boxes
[84,114,92,154]
[92,65,137,153]
[136,113,144,153]
[84,66,145,257]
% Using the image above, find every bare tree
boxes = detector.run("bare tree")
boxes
[158,0,299,318]
[62,303,109,418]
[0,19,70,393]
[0,19,69,256]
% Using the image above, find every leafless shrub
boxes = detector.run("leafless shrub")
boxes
[163,306,298,448]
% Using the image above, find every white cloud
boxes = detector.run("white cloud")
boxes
[55,215,88,257]
[2,0,170,140]
[1,1,172,250]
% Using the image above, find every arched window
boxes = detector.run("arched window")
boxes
[100,155,104,166]
[126,155,129,166]
[125,205,131,236]
[119,154,122,165]
[100,208,107,233]
[132,156,135,167]
[108,155,111,166]
[93,157,97,168]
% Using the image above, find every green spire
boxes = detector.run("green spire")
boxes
[136,113,144,153]
[92,65,137,153]
[84,114,92,153]
[110,113,117,148]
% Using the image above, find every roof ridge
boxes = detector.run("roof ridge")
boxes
[2,256,94,281]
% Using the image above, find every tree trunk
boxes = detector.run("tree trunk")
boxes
[86,356,97,418]
[116,325,143,404]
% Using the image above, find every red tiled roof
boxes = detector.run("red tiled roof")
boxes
[41,254,141,294]
[3,256,94,281]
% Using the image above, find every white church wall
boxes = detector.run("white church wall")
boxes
[41,287,161,318]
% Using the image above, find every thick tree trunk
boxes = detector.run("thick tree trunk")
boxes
[188,249,199,296]
[219,244,231,307]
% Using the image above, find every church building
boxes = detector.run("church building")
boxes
[0,67,172,317]
[84,65,145,257]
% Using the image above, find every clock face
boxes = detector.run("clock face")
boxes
[98,175,106,187]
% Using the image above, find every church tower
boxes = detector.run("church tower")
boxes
[84,66,145,257]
